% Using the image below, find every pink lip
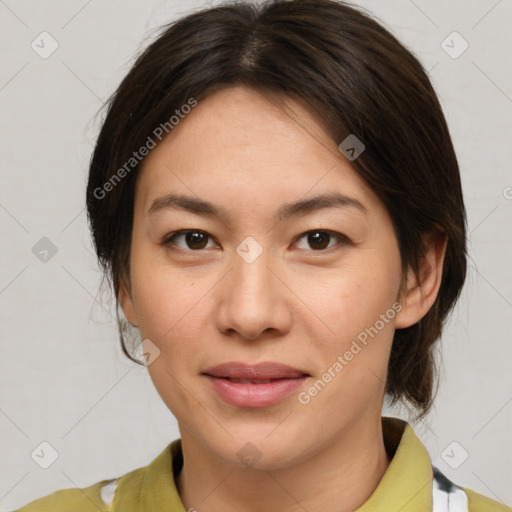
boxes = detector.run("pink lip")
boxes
[205,375,308,408]
[202,361,308,379]
[202,361,310,408]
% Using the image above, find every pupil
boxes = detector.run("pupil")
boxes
[187,231,207,249]
[309,231,329,250]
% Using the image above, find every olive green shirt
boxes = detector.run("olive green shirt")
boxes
[15,417,510,511]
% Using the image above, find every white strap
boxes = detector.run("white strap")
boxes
[432,466,469,512]
[100,479,118,508]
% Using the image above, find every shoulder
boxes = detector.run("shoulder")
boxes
[464,487,511,512]
[13,441,178,512]
[13,478,119,512]
[432,465,510,512]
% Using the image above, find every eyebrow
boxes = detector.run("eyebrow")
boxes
[147,192,367,223]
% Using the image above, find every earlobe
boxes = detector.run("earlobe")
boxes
[395,233,448,329]
[118,280,138,328]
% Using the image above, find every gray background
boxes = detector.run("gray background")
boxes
[1,0,511,509]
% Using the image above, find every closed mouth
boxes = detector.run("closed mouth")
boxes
[214,377,304,384]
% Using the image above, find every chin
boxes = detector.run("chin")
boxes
[209,430,310,471]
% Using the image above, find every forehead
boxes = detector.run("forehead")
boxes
[134,86,377,219]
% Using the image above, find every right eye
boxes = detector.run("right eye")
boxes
[162,230,218,251]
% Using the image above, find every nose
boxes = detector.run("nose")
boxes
[215,250,292,341]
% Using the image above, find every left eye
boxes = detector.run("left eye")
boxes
[163,229,349,252]
[294,230,349,251]
[163,230,216,251]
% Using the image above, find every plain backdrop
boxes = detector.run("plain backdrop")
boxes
[1,0,511,509]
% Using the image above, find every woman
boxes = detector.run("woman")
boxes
[15,0,509,510]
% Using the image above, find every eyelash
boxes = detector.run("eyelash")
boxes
[162,229,351,253]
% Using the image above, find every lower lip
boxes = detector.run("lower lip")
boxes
[205,375,308,408]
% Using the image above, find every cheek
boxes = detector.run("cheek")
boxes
[292,247,401,406]
[294,256,401,343]
[132,265,212,409]
[295,263,398,419]
[128,246,207,348]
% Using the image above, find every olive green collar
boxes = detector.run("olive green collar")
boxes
[113,416,432,511]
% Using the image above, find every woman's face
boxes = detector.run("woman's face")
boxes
[120,86,404,469]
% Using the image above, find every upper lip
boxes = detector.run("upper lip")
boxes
[202,362,309,379]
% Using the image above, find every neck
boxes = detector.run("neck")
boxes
[176,416,391,512]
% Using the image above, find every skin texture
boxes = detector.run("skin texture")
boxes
[119,86,447,512]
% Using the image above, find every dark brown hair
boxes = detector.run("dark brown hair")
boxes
[86,0,467,419]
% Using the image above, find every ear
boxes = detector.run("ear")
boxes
[395,231,448,329]
[118,279,139,328]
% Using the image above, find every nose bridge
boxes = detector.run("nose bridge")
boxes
[231,243,278,312]
[233,247,274,301]
[232,234,276,296]
[216,240,290,339]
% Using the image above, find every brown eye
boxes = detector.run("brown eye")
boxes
[295,230,350,251]
[164,230,215,250]
[307,231,330,250]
